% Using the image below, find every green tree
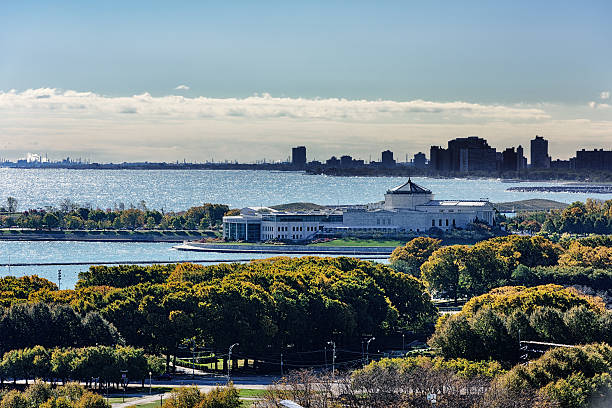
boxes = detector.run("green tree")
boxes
[420,245,468,303]
[42,213,60,229]
[389,237,441,276]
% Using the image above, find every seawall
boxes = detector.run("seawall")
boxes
[175,242,395,255]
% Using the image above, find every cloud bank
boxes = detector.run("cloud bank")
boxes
[0,88,549,121]
[0,88,610,162]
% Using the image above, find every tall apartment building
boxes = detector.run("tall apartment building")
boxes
[530,136,550,168]
[501,146,527,172]
[575,149,612,171]
[431,137,497,173]
[291,146,307,168]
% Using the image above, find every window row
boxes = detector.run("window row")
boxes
[432,219,456,227]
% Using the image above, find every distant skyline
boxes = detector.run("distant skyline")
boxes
[1,1,611,161]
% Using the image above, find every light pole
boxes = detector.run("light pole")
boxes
[190,339,196,379]
[227,343,239,383]
[58,269,62,290]
[366,337,375,365]
[402,333,405,351]
[120,370,128,403]
[149,371,152,395]
[327,341,336,377]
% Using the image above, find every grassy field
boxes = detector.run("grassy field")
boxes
[309,238,404,247]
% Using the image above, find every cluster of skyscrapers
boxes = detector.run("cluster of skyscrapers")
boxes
[293,135,612,173]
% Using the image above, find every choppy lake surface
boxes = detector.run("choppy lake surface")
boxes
[1,168,610,211]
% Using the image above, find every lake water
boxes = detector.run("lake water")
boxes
[1,168,611,211]
[0,240,389,289]
[2,169,611,287]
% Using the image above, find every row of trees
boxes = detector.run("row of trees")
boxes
[0,203,229,230]
[390,235,612,302]
[429,285,611,362]
[0,345,164,386]
[503,199,612,234]
[2,258,438,371]
[0,382,109,408]
[0,303,121,355]
[258,343,612,407]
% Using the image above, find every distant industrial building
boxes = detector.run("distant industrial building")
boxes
[575,149,612,171]
[430,136,497,172]
[530,136,550,168]
[223,179,495,242]
[291,146,307,168]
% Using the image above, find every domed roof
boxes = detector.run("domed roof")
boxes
[386,178,432,195]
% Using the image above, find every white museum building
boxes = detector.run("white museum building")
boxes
[222,179,495,242]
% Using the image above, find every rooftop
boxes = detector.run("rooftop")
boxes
[420,200,490,207]
[386,178,432,195]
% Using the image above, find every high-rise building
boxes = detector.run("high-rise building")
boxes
[430,146,451,171]
[431,137,496,173]
[516,145,527,170]
[502,148,518,172]
[291,146,307,168]
[575,149,612,171]
[381,150,396,167]
[413,152,427,169]
[530,136,550,168]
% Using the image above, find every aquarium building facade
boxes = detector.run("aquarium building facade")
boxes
[222,179,495,242]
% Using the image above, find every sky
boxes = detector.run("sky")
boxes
[1,1,611,162]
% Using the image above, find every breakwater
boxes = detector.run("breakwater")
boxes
[506,185,612,194]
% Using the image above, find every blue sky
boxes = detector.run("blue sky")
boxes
[1,1,611,161]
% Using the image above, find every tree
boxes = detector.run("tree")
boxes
[389,237,441,276]
[42,213,60,230]
[5,197,18,213]
[420,245,468,303]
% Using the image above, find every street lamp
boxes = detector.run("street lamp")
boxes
[327,341,336,377]
[190,338,196,379]
[227,343,239,383]
[149,371,152,395]
[366,337,375,365]
[120,370,128,403]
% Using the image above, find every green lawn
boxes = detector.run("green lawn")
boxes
[239,389,267,398]
[309,238,404,247]
[107,397,139,403]
[129,402,162,408]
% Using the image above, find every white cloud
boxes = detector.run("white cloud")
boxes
[601,91,610,100]
[174,84,190,90]
[0,88,550,121]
